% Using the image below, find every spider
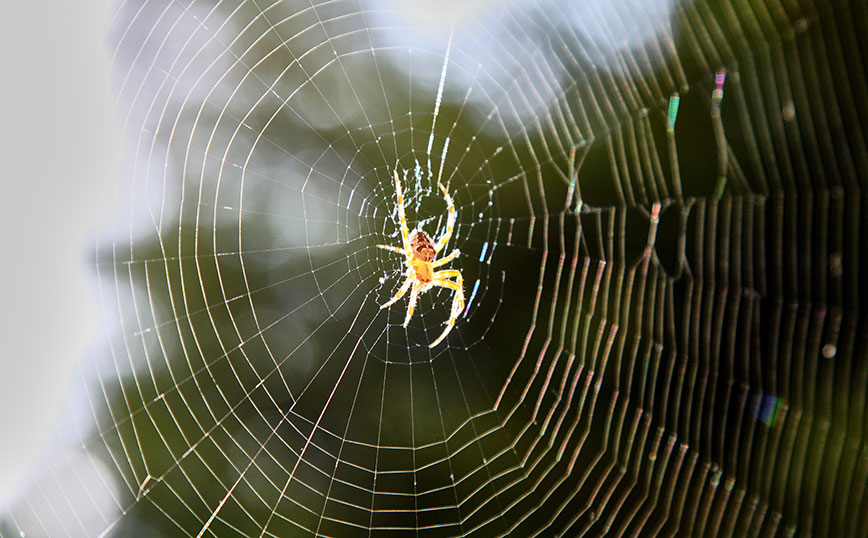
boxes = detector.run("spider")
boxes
[377,170,464,348]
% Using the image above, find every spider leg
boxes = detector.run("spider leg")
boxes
[434,182,456,253]
[376,244,407,256]
[431,271,464,312]
[394,169,411,253]
[428,271,464,348]
[431,249,460,268]
[427,280,464,348]
[404,281,419,327]
[381,269,414,309]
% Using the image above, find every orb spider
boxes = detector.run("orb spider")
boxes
[377,170,464,348]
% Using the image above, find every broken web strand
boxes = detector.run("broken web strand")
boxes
[551,65,739,536]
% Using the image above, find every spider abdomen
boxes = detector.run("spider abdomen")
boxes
[410,231,436,262]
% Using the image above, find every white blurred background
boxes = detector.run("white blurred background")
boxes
[0,0,121,504]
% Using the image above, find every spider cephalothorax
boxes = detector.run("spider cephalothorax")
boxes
[376,170,464,347]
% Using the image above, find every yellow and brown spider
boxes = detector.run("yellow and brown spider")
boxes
[377,170,464,348]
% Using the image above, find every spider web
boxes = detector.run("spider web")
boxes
[3,0,868,536]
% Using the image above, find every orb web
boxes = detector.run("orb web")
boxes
[2,0,867,537]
